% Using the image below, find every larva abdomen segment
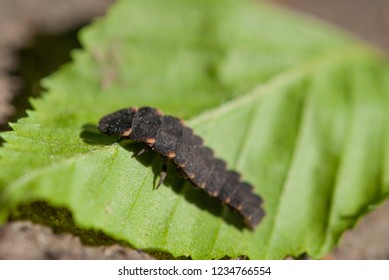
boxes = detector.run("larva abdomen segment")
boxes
[98,106,265,229]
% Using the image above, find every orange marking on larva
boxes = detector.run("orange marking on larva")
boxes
[166,151,176,159]
[179,119,186,125]
[187,173,195,179]
[211,191,219,197]
[145,138,156,144]
[198,183,205,189]
[155,108,164,116]
[121,128,132,137]
[224,198,231,204]
[237,205,243,211]
[130,106,138,112]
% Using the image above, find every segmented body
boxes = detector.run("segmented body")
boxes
[98,106,265,229]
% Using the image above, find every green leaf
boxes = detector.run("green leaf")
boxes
[1,0,389,259]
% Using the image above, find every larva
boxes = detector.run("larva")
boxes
[98,106,265,229]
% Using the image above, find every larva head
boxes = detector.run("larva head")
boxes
[98,107,137,136]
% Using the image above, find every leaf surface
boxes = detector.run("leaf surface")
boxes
[1,0,389,259]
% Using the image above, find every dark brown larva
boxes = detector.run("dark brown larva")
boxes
[98,106,265,229]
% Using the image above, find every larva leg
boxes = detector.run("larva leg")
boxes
[132,147,150,158]
[156,159,167,189]
[115,136,128,143]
